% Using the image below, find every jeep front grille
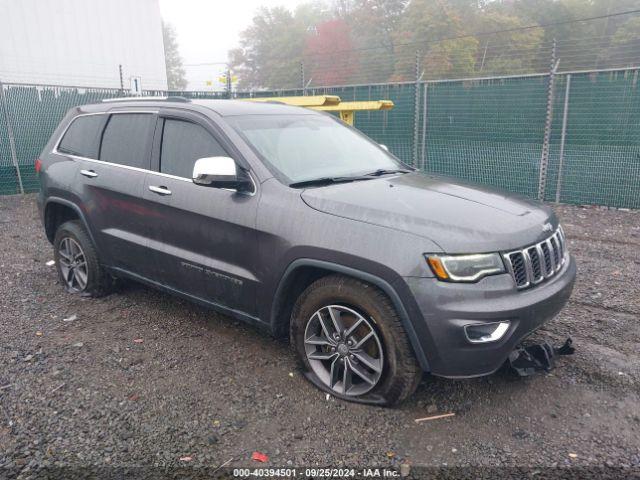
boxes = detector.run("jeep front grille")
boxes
[504,227,568,289]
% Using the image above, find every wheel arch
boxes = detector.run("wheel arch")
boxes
[44,197,95,245]
[270,258,430,371]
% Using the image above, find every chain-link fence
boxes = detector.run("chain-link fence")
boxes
[0,84,226,195]
[421,68,640,209]
[1,66,639,208]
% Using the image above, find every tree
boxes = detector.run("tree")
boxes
[305,19,357,85]
[508,0,640,71]
[473,10,545,76]
[230,4,328,89]
[348,0,409,83]
[228,0,640,88]
[607,17,640,68]
[162,22,187,90]
[392,0,480,80]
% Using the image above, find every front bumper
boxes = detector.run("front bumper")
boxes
[402,254,576,378]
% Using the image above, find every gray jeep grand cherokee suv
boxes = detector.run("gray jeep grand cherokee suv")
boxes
[37,97,576,405]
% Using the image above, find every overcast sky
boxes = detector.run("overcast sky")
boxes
[159,0,304,89]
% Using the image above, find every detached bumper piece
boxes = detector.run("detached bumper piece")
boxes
[508,338,575,376]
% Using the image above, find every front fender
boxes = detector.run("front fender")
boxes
[270,258,431,371]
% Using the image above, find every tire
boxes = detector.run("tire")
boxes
[53,220,114,297]
[290,274,422,406]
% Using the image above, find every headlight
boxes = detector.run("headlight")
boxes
[425,253,505,282]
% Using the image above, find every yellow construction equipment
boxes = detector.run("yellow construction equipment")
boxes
[243,95,340,107]
[312,100,394,125]
[241,95,393,125]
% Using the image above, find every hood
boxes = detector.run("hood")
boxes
[301,172,556,253]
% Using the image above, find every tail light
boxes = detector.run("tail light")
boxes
[35,159,42,173]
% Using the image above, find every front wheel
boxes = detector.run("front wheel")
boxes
[290,275,422,406]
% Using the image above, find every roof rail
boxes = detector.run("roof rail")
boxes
[101,96,191,103]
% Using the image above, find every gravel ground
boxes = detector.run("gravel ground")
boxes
[0,195,639,478]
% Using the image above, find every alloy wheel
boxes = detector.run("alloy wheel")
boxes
[303,304,384,396]
[57,237,88,292]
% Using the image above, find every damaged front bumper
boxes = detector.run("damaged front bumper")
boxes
[404,254,576,378]
[508,337,575,376]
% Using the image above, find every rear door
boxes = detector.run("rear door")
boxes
[74,111,157,277]
[142,110,260,316]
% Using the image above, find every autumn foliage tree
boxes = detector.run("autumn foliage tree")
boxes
[229,4,328,90]
[228,0,640,89]
[304,19,357,86]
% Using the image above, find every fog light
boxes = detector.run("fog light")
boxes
[464,321,511,344]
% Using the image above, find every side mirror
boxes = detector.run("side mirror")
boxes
[379,144,389,152]
[192,156,252,192]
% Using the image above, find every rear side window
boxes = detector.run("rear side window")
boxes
[160,119,227,178]
[57,115,107,159]
[100,113,155,169]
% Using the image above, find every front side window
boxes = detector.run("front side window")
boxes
[57,115,107,159]
[100,113,155,169]
[160,119,227,178]
[227,114,403,184]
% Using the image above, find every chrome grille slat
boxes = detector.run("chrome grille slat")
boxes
[535,244,545,277]
[555,232,565,264]
[503,227,568,290]
[527,246,544,283]
[550,236,561,270]
[522,249,534,284]
[546,238,557,272]
[540,241,553,276]
[507,251,529,288]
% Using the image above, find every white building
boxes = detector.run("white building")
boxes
[0,0,168,90]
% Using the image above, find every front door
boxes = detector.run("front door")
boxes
[142,112,260,316]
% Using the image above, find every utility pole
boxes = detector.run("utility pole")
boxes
[226,65,232,99]
[118,64,124,95]
[300,61,306,95]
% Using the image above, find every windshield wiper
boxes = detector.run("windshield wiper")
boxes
[363,168,413,177]
[289,175,373,188]
[289,168,413,188]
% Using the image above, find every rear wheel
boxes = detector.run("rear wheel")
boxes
[53,220,114,297]
[290,275,422,406]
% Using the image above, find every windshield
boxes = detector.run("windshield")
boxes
[227,114,404,184]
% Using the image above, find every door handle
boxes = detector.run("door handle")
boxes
[80,169,98,178]
[149,185,172,196]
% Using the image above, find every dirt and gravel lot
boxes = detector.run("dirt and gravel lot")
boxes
[0,194,639,478]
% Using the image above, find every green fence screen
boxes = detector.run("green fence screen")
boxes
[422,76,548,199]
[548,70,640,207]
[1,68,638,208]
